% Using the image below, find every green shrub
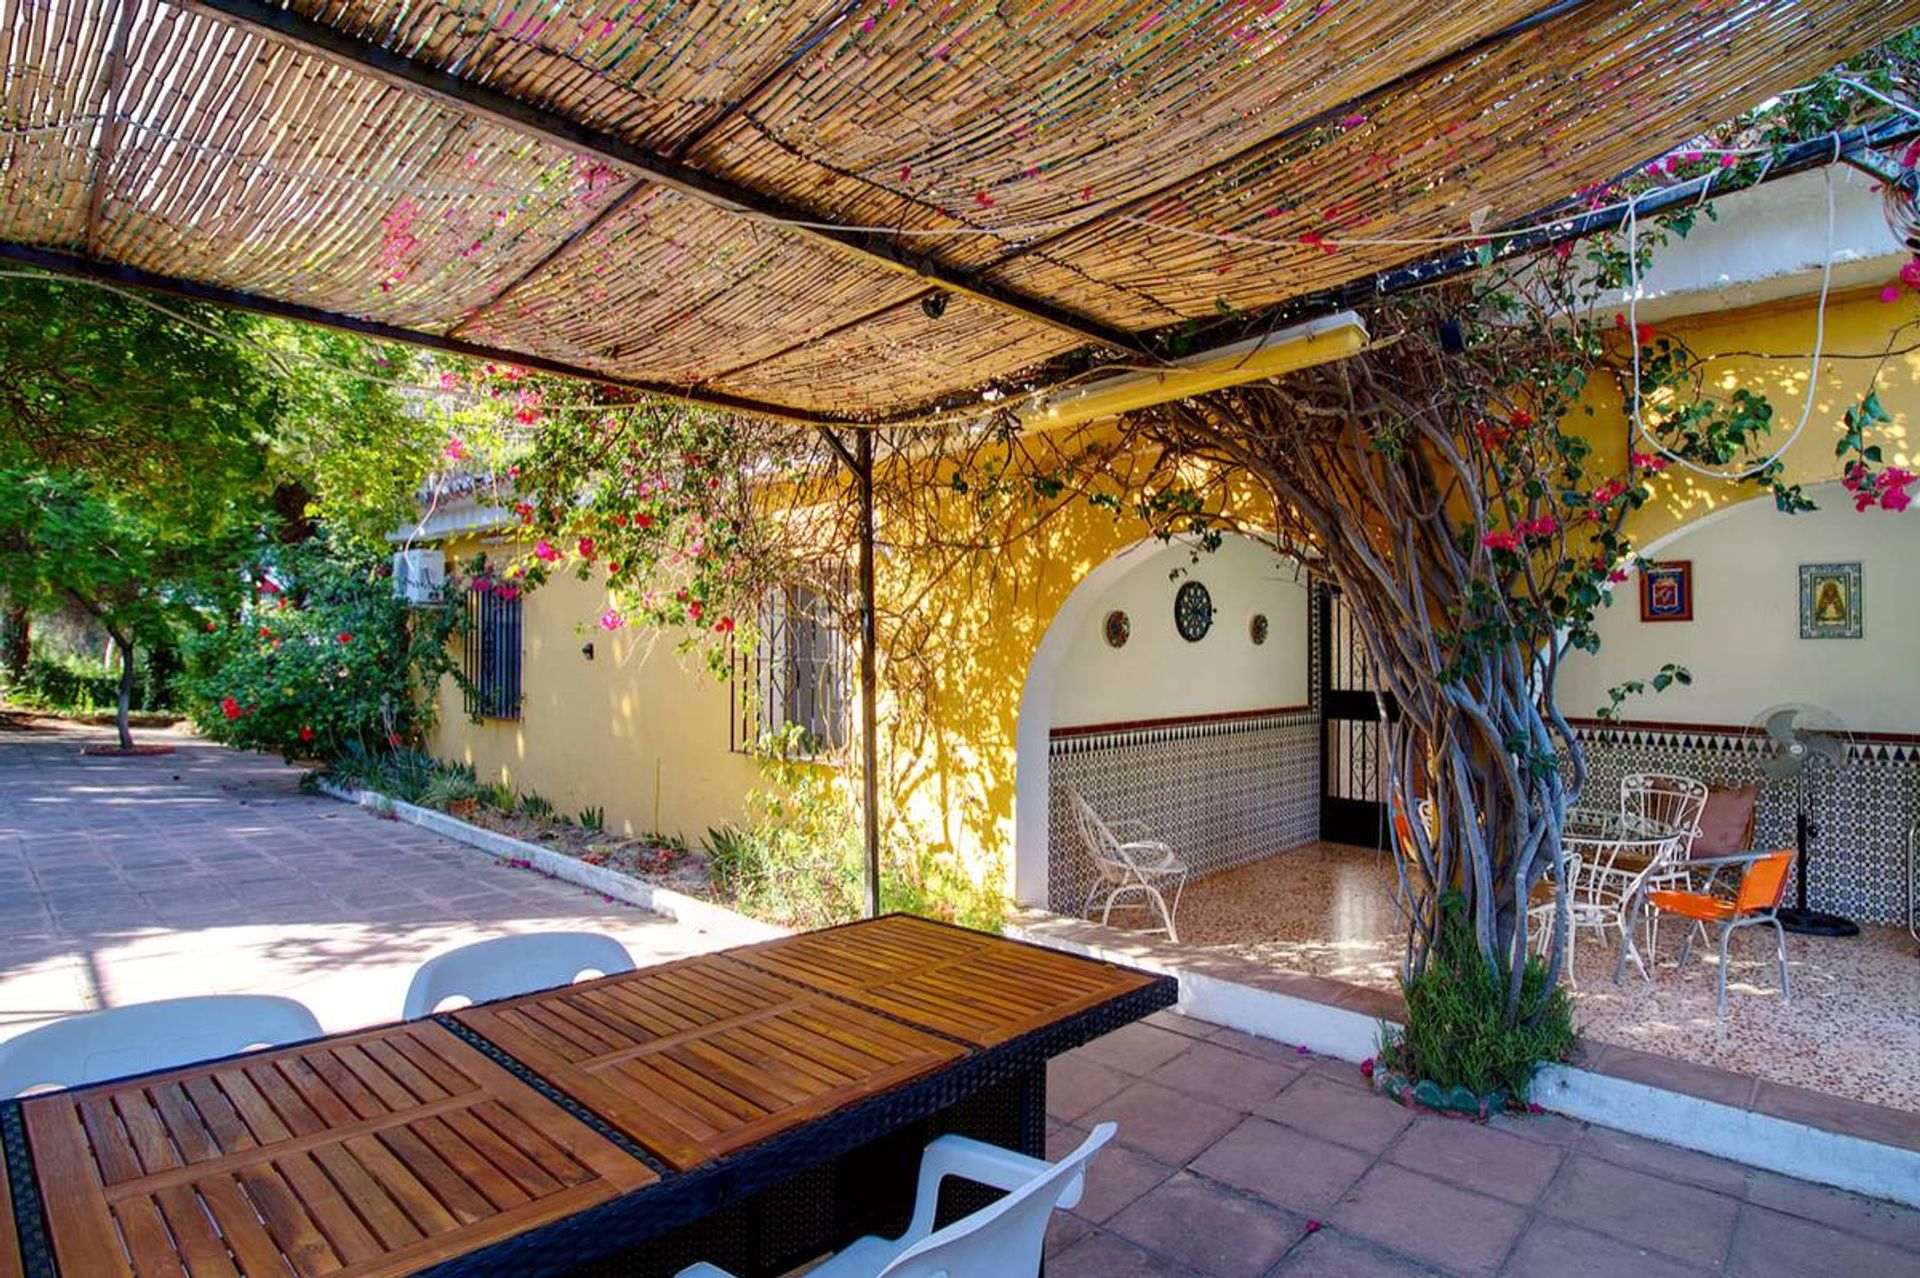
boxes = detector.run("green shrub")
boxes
[183,540,463,761]
[421,763,484,810]
[6,650,175,715]
[703,750,1005,933]
[1376,892,1577,1100]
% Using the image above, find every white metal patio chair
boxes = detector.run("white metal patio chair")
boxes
[1526,853,1584,984]
[1618,773,1708,954]
[1069,790,1190,943]
[0,994,322,1096]
[401,931,634,1019]
[675,1123,1116,1278]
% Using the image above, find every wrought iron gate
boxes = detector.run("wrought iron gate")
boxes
[1315,582,1396,848]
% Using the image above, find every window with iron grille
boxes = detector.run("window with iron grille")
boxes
[463,587,523,719]
[732,580,850,756]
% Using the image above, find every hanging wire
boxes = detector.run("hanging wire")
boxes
[1625,161,1839,483]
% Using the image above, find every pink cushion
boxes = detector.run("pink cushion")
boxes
[1692,784,1760,857]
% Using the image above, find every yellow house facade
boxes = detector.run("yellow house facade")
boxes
[415,169,1920,927]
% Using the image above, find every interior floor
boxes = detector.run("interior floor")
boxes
[1098,841,1919,1113]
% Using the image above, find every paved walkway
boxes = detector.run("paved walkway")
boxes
[0,720,734,1040]
[1043,1011,1920,1277]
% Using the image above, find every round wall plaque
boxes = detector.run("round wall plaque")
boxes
[1250,613,1269,645]
[1103,609,1131,648]
[1174,580,1214,642]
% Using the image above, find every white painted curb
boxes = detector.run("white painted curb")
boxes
[315,780,784,944]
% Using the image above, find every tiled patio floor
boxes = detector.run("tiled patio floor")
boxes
[0,719,742,1041]
[1044,1011,1920,1277]
[1154,843,1920,1112]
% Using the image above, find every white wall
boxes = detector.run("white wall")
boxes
[1556,487,1920,733]
[1050,535,1309,728]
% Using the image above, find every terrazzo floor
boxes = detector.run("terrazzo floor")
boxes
[1131,842,1920,1113]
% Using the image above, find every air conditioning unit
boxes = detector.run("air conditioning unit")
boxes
[391,548,446,605]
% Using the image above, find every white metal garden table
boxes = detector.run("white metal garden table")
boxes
[1561,807,1686,981]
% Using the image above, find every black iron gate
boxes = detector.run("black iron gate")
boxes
[1315,582,1396,848]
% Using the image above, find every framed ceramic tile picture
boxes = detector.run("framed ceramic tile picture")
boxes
[1799,562,1862,639]
[1639,559,1692,622]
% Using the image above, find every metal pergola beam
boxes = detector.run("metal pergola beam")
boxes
[178,0,1142,356]
[0,241,856,426]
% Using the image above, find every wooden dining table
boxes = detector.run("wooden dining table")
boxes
[0,914,1173,1278]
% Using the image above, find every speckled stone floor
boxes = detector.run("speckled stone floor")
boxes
[1116,843,1920,1113]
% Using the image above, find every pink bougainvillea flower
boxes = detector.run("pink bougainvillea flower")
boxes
[1509,409,1535,428]
[1305,1220,1321,1234]
[220,696,242,720]
[1628,451,1669,472]
[715,615,735,635]
[1882,284,1904,304]
[1360,1057,1376,1079]
[534,540,560,563]
[688,601,704,623]
[258,626,273,639]
[443,436,469,462]
[577,536,596,561]
[1482,529,1521,552]
[298,726,315,743]
[1609,568,1630,584]
[337,632,353,644]
[1901,257,1920,289]
[513,502,535,523]
[1591,479,1628,506]
[635,514,655,530]
[438,371,462,391]
[597,608,624,631]
[204,621,218,633]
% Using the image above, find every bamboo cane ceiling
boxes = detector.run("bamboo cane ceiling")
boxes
[0,0,1912,422]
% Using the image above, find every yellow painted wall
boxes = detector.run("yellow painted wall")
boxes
[425,285,1916,894]
[427,535,761,840]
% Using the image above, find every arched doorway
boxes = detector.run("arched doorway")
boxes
[1013,534,1319,910]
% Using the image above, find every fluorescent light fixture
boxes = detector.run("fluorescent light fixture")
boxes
[1017,311,1370,431]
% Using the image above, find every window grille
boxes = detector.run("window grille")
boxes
[463,587,523,719]
[732,580,851,755]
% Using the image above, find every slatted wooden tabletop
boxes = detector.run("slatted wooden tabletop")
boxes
[731,914,1162,1046]
[7,916,1171,1277]
[0,1142,20,1278]
[19,1022,654,1278]
[454,952,968,1171]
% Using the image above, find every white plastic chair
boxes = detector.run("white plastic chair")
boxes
[676,1123,1116,1278]
[401,931,634,1019]
[1069,791,1189,943]
[0,995,322,1096]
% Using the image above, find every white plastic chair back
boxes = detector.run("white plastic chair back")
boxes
[0,995,322,1096]
[1068,790,1134,887]
[402,931,634,1019]
[1620,773,1708,855]
[882,1123,1115,1278]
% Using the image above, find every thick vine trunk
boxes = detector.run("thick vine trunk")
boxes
[111,629,135,750]
[1,602,26,685]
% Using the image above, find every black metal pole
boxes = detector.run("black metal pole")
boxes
[856,430,881,918]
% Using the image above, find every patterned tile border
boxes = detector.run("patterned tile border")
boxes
[1572,720,1918,926]
[1047,708,1319,915]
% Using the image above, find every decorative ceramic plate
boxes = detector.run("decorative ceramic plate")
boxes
[1103,609,1131,648]
[1249,612,1269,645]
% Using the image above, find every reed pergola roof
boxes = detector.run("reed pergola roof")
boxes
[1,0,1912,424]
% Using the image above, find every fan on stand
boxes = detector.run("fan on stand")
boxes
[1754,704,1859,938]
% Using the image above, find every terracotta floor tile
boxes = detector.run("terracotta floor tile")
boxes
[1153,1040,1302,1111]
[1726,1203,1920,1277]
[1072,1142,1179,1223]
[1537,1154,1739,1268]
[1079,1021,1199,1076]
[1501,1218,1716,1278]
[1327,1162,1529,1277]
[1100,1080,1245,1165]
[1049,1051,1134,1122]
[1107,1172,1303,1278]
[1190,1116,1371,1215]
[1742,1168,1920,1253]
[1259,1074,1414,1154]
[1387,1116,1566,1205]
[1579,1128,1751,1197]
[1048,1230,1202,1278]
[1266,1229,1448,1276]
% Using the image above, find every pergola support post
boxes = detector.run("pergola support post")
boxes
[819,427,882,918]
[856,430,881,918]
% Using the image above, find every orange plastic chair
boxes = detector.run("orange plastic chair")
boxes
[1625,850,1794,1016]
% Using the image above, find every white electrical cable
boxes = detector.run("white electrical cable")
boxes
[1625,163,1836,482]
